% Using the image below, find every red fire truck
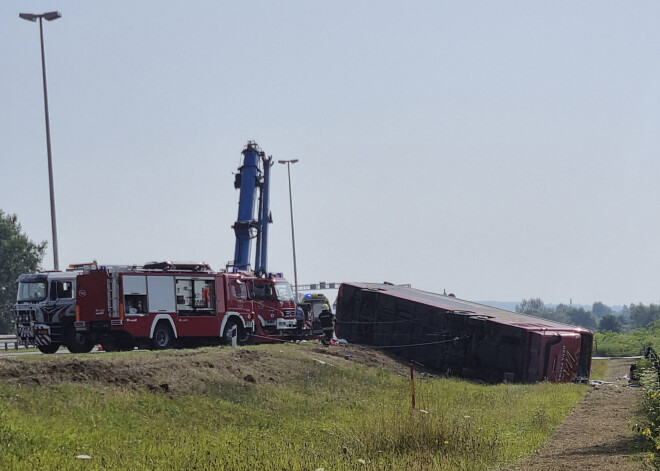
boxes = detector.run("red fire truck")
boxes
[74,262,298,351]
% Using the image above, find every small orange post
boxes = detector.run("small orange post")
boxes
[410,361,416,410]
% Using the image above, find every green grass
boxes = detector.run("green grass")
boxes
[594,321,660,357]
[0,346,589,471]
[589,358,608,380]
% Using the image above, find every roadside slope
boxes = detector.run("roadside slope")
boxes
[0,343,408,393]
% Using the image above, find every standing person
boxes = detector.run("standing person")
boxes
[295,305,305,335]
[318,305,335,345]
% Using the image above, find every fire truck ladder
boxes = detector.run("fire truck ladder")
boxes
[107,272,122,323]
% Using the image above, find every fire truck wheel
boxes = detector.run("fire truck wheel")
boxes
[152,323,174,350]
[65,326,95,354]
[223,320,251,346]
[37,343,60,354]
[222,320,235,345]
[237,325,252,345]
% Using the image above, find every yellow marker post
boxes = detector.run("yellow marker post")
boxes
[410,361,416,409]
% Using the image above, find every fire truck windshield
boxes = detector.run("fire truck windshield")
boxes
[17,281,48,302]
[274,282,294,302]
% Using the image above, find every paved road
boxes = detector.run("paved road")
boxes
[0,345,104,358]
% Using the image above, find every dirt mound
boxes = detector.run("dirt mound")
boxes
[309,343,407,370]
[0,343,409,394]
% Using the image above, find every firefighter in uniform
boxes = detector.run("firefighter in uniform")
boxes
[318,304,335,345]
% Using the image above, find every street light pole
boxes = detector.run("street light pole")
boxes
[278,159,299,301]
[19,11,62,271]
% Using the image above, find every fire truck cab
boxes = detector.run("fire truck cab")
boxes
[14,270,88,353]
[298,293,332,335]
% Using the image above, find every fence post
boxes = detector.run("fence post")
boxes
[410,361,416,410]
[646,347,660,388]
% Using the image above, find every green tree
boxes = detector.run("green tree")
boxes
[516,298,548,316]
[618,305,630,326]
[599,314,622,332]
[630,303,659,329]
[592,301,612,319]
[0,211,46,333]
[549,303,571,324]
[565,307,597,330]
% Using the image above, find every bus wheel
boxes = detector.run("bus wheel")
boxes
[151,323,173,350]
[38,343,60,354]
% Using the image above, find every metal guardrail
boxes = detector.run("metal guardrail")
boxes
[0,335,20,351]
[296,282,341,291]
[644,346,660,386]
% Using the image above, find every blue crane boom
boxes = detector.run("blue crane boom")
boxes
[231,141,272,276]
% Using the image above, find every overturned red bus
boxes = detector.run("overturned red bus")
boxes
[336,282,592,383]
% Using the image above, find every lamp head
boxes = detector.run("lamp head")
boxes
[19,13,37,22]
[43,11,62,21]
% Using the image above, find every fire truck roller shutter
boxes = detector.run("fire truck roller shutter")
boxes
[147,276,176,312]
[122,276,147,295]
[123,275,148,315]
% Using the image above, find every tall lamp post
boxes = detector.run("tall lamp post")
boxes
[19,11,62,271]
[277,159,299,301]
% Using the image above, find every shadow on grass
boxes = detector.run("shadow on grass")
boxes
[547,434,647,458]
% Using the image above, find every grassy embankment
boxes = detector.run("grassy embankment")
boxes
[594,320,660,357]
[0,346,596,471]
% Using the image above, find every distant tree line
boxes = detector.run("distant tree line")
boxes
[514,298,658,333]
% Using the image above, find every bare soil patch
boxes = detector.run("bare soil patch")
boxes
[0,343,408,394]
[505,358,649,471]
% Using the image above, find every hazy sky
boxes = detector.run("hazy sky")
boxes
[2,1,660,307]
